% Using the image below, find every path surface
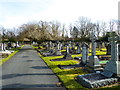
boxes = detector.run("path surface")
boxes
[1,45,66,90]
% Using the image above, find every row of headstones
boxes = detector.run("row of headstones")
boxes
[39,40,114,56]
[0,41,20,51]
[41,41,104,53]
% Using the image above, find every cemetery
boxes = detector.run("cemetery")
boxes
[1,18,120,89]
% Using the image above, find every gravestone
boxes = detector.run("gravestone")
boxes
[85,32,103,72]
[16,41,20,47]
[63,43,73,59]
[7,42,12,49]
[58,43,89,69]
[118,44,120,61]
[70,42,76,54]
[50,42,73,61]
[76,43,81,54]
[106,43,111,55]
[2,43,4,51]
[0,43,2,51]
[52,41,62,56]
[102,32,120,77]
[81,43,89,65]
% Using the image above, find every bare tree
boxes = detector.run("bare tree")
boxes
[76,16,92,38]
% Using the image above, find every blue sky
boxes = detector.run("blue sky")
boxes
[0,0,119,29]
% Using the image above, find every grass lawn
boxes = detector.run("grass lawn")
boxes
[33,46,120,90]
[0,45,24,66]
[39,55,88,90]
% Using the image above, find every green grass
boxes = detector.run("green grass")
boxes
[0,45,24,66]
[32,45,43,49]
[39,54,88,90]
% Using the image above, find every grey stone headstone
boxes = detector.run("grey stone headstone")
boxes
[84,32,103,72]
[119,44,120,60]
[103,32,120,77]
[81,43,88,65]
[106,44,111,55]
[63,43,72,59]
[76,43,81,54]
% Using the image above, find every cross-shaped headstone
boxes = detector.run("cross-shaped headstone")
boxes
[108,32,120,61]
[102,32,120,77]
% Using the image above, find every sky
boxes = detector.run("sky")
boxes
[0,0,119,29]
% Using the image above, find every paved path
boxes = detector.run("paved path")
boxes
[1,45,66,90]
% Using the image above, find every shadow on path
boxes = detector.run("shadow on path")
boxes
[30,66,50,69]
[2,73,55,79]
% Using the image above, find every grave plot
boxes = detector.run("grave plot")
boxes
[76,73,118,88]
[57,43,88,69]
[50,43,73,61]
[39,41,63,57]
[76,32,120,88]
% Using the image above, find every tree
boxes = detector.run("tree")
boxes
[76,16,92,38]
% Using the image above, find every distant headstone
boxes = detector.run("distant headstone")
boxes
[118,44,120,61]
[53,41,62,56]
[7,42,12,49]
[63,43,72,59]
[81,43,89,65]
[76,43,81,54]
[106,43,111,55]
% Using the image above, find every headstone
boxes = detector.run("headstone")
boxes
[52,41,62,56]
[81,43,89,65]
[102,32,120,77]
[85,32,103,72]
[70,42,76,54]
[63,43,73,59]
[0,43,2,51]
[2,43,6,51]
[7,42,12,49]
[76,43,81,54]
[118,44,120,61]
[106,43,111,55]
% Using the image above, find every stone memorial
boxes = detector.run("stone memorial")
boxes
[102,32,120,77]
[76,32,120,88]
[52,41,62,56]
[84,32,103,72]
[63,43,73,59]
[39,41,55,56]
[58,43,89,69]
[51,42,73,61]
[81,43,89,65]
[70,43,76,54]
[106,43,111,55]
[76,43,81,54]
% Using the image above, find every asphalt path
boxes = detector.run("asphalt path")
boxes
[1,45,66,90]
